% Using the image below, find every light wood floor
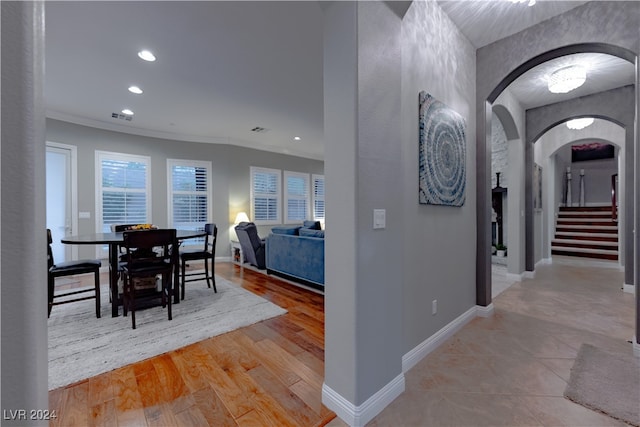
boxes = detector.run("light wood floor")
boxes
[48,263,335,426]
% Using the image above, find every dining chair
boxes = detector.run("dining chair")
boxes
[121,228,177,329]
[47,229,102,318]
[180,223,217,299]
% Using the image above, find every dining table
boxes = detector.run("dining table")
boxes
[61,229,207,317]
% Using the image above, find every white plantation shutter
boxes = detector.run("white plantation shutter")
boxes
[251,167,281,224]
[284,171,310,223]
[312,174,325,221]
[96,151,151,257]
[168,159,211,245]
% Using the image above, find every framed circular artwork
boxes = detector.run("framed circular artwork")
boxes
[418,92,467,206]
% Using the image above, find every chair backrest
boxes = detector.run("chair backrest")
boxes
[204,223,218,253]
[47,229,55,269]
[122,229,177,267]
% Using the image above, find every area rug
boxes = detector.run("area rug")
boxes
[564,343,640,426]
[48,274,286,390]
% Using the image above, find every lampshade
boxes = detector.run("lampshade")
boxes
[547,65,587,94]
[566,118,594,130]
[234,212,250,224]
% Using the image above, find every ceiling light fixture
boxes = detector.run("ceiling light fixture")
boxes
[121,109,134,116]
[547,65,587,94]
[509,0,536,6]
[128,85,143,95]
[294,136,301,141]
[566,118,594,130]
[137,50,156,62]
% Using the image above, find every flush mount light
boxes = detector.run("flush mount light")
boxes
[294,136,301,141]
[547,65,587,94]
[137,50,156,62]
[566,118,594,130]
[128,85,143,95]
[509,0,536,6]
[121,109,134,116]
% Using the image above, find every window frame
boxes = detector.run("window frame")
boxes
[95,150,151,258]
[283,170,311,224]
[167,159,212,248]
[312,174,325,222]
[250,166,282,225]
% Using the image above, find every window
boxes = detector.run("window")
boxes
[312,174,325,221]
[167,159,212,246]
[96,151,151,257]
[251,167,281,224]
[284,171,310,224]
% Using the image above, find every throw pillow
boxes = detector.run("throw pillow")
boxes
[299,228,324,238]
[302,220,322,230]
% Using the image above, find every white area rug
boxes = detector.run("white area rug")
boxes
[48,274,286,390]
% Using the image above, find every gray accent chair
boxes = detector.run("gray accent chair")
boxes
[234,222,266,269]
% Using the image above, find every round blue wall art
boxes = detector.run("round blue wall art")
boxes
[418,91,466,206]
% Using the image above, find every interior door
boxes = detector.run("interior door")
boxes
[46,142,78,262]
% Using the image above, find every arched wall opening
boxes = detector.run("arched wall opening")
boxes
[534,119,625,268]
[475,3,639,348]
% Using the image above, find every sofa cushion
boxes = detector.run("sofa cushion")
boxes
[302,220,322,230]
[271,226,300,235]
[298,228,325,238]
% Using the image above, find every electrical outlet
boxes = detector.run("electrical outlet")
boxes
[432,299,437,315]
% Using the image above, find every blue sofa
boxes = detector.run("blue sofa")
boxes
[266,222,324,289]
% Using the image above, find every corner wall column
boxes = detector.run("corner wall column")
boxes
[1,1,48,422]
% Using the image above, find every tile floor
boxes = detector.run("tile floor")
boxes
[329,256,637,426]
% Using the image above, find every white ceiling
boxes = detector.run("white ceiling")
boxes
[44,1,635,160]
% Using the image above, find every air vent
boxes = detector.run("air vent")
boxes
[251,126,268,133]
[111,112,133,122]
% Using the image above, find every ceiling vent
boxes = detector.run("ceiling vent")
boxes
[251,126,268,133]
[112,112,133,122]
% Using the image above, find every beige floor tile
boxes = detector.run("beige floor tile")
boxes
[361,257,636,427]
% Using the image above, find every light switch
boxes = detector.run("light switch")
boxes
[373,209,386,229]
[79,211,91,219]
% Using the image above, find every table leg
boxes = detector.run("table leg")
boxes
[109,243,119,317]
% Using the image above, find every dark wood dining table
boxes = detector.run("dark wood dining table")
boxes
[61,229,206,317]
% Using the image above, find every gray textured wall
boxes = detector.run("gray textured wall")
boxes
[400,0,477,364]
[46,119,324,259]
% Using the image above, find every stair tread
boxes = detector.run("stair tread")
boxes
[550,246,618,255]
[552,239,618,246]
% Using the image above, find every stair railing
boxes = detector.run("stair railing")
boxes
[611,174,618,222]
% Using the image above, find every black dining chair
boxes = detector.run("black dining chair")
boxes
[120,228,177,329]
[180,223,218,299]
[47,229,102,318]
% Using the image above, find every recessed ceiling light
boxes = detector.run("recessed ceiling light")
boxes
[121,109,134,116]
[566,118,594,130]
[294,136,301,141]
[137,50,156,62]
[128,85,143,95]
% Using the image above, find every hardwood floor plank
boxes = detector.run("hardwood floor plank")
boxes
[58,381,89,427]
[192,385,238,427]
[48,262,333,427]
[188,342,254,419]
[248,364,317,426]
[89,399,117,427]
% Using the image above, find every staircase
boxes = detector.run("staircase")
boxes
[551,206,618,261]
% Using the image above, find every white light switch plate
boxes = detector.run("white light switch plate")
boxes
[373,209,386,229]
[79,211,91,219]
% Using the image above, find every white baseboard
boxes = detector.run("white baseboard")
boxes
[622,283,635,294]
[523,271,535,279]
[536,258,551,267]
[633,338,640,358]
[402,304,490,373]
[322,374,405,427]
